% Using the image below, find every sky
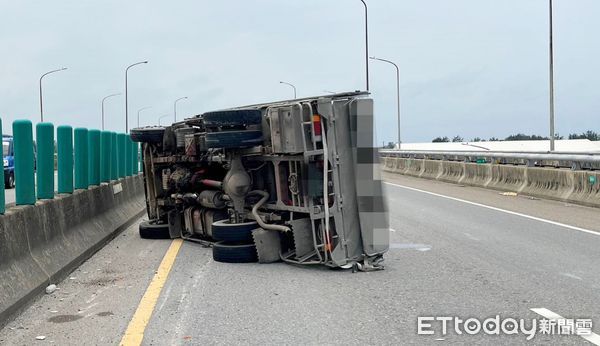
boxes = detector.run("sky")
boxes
[0,0,598,143]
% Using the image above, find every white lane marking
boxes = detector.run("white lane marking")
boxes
[530,308,600,345]
[384,182,600,237]
[390,243,431,251]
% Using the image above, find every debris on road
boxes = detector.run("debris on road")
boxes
[499,191,518,196]
[35,335,46,340]
[45,285,57,294]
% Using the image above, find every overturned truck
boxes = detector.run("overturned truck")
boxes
[131,92,388,270]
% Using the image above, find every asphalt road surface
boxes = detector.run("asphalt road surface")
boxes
[1,173,599,345]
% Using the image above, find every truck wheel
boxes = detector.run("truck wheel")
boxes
[205,130,263,149]
[131,127,165,143]
[212,220,258,243]
[139,220,171,239]
[202,110,262,128]
[5,173,14,189]
[212,242,258,263]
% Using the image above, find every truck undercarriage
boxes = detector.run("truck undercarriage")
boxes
[131,92,389,270]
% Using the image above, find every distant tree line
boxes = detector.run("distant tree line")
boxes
[431,131,599,143]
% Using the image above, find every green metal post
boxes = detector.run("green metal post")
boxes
[88,129,101,185]
[0,119,4,214]
[139,143,143,175]
[74,128,88,189]
[125,136,132,176]
[118,133,126,178]
[13,120,35,205]
[133,141,139,175]
[57,125,73,194]
[36,122,54,200]
[110,132,117,180]
[130,138,136,175]
[100,131,111,183]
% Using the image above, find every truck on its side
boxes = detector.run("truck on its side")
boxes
[131,92,388,270]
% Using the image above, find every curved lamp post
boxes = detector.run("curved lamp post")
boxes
[548,0,555,151]
[137,106,152,128]
[279,81,297,99]
[125,60,148,133]
[173,97,188,122]
[370,56,400,148]
[39,67,67,123]
[360,0,369,91]
[101,93,121,131]
[158,114,170,126]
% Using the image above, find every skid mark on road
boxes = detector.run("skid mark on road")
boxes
[530,308,600,345]
[120,239,183,346]
[384,182,600,238]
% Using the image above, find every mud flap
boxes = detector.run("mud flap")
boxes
[252,228,281,263]
[168,209,183,239]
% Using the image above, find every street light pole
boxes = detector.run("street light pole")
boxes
[360,0,369,91]
[39,67,67,123]
[370,56,401,148]
[173,97,188,122]
[137,106,152,128]
[101,93,121,131]
[548,0,556,151]
[158,114,170,126]
[279,81,297,98]
[125,60,148,133]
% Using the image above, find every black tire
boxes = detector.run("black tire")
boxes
[139,220,171,239]
[203,110,262,128]
[205,130,263,149]
[212,242,258,263]
[212,220,258,242]
[4,173,14,189]
[131,127,166,143]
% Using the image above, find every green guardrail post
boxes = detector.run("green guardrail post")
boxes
[0,119,4,214]
[88,129,101,185]
[57,125,73,194]
[132,141,139,175]
[130,138,136,175]
[117,133,126,178]
[100,131,111,183]
[74,128,88,189]
[139,144,143,174]
[13,120,35,205]
[36,122,55,200]
[125,136,132,176]
[110,132,117,180]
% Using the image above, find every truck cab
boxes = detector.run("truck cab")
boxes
[3,135,15,189]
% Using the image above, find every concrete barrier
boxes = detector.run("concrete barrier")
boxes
[383,157,600,208]
[0,174,145,327]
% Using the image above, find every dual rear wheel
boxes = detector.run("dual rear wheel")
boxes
[138,219,259,263]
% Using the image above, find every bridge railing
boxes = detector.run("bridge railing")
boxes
[1,119,141,214]
[379,149,600,171]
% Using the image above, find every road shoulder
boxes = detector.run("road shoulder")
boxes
[382,171,600,232]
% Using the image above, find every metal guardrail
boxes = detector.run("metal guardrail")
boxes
[1,119,141,215]
[379,149,600,170]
